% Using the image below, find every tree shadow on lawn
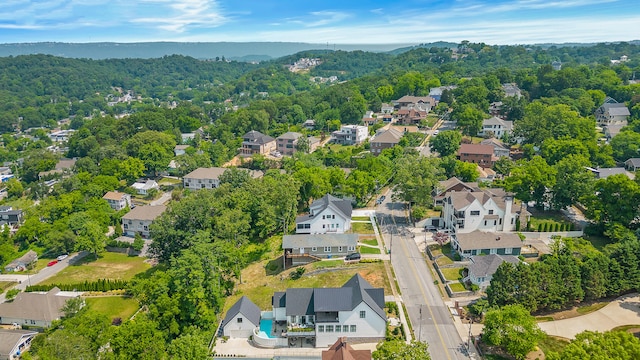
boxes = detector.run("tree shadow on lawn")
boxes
[265,256,284,276]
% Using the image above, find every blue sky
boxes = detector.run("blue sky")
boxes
[1,0,639,44]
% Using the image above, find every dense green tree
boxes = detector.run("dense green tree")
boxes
[584,174,640,225]
[452,104,484,136]
[454,160,479,182]
[429,130,462,157]
[547,330,640,360]
[505,156,556,209]
[482,304,544,360]
[392,154,443,207]
[550,155,594,210]
[373,340,431,360]
[610,130,640,161]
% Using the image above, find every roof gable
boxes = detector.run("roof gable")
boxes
[222,296,261,327]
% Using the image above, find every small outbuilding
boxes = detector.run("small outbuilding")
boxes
[221,296,261,338]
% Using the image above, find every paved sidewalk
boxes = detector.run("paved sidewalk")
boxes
[539,293,640,339]
[214,337,378,357]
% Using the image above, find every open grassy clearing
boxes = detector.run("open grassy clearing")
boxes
[358,246,381,254]
[85,296,139,320]
[0,281,16,293]
[227,260,392,311]
[361,238,378,247]
[41,252,151,285]
[158,177,181,185]
[351,222,374,234]
[448,282,466,292]
[440,267,464,281]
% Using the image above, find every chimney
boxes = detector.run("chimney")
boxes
[503,195,513,232]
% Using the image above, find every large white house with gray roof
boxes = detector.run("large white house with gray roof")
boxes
[271,274,386,347]
[296,195,352,234]
[220,296,261,338]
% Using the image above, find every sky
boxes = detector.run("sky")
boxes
[1,0,639,45]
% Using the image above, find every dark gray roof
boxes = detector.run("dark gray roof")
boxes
[314,288,353,312]
[277,132,303,140]
[273,292,286,308]
[243,130,275,144]
[625,158,640,167]
[296,194,353,223]
[0,329,38,357]
[282,234,358,249]
[285,288,315,316]
[341,274,386,320]
[0,287,73,323]
[455,231,522,251]
[222,296,261,327]
[468,254,520,278]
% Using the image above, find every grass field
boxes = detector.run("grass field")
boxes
[351,222,374,234]
[576,301,608,315]
[227,260,392,311]
[359,246,381,255]
[352,217,370,221]
[0,281,16,294]
[41,252,151,285]
[448,282,466,292]
[537,335,569,355]
[440,267,464,281]
[85,296,139,320]
[361,238,378,247]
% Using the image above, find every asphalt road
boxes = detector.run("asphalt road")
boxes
[376,195,471,360]
[0,251,89,303]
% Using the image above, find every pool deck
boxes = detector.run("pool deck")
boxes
[213,337,379,358]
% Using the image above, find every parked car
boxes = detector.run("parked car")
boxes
[345,253,361,261]
[376,195,386,205]
[47,260,58,267]
[56,254,68,261]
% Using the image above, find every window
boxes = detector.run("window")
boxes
[201,184,205,188]
[511,218,515,224]
[338,246,343,252]
[499,218,502,225]
[304,224,310,229]
[348,246,355,251]
[359,311,366,319]
[490,248,497,255]
[237,318,242,323]
[488,210,494,215]
[505,247,512,254]
[350,325,356,332]
[324,246,331,252]
[484,221,487,226]
[335,325,341,332]
[494,220,497,226]
[318,325,324,332]
[326,325,333,332]
[297,224,304,229]
[312,247,317,252]
[323,224,326,229]
[322,215,325,219]
[332,215,335,219]
[470,210,480,216]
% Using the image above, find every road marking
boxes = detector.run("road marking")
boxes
[389,210,453,360]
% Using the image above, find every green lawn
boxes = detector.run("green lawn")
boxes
[440,267,464,281]
[583,234,610,251]
[361,238,378,247]
[0,281,16,294]
[41,252,151,285]
[527,211,573,231]
[359,246,381,254]
[85,296,140,321]
[537,335,569,355]
[351,222,374,234]
[158,177,181,185]
[436,256,454,266]
[577,301,608,315]
[449,282,466,292]
[311,260,344,269]
[352,216,370,221]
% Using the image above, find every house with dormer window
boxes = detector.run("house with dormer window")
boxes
[296,195,352,234]
[442,187,520,234]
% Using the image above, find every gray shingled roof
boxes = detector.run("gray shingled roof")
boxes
[122,205,166,221]
[314,288,353,312]
[372,128,403,144]
[455,231,522,251]
[625,158,640,167]
[243,130,275,144]
[341,274,386,320]
[285,288,315,316]
[0,287,74,324]
[468,254,520,279]
[282,234,358,249]
[222,296,261,327]
[277,132,303,140]
[297,194,353,223]
[0,329,38,357]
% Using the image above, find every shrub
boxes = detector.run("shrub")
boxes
[537,223,543,232]
[5,289,20,301]
[543,223,549,232]
[289,267,305,280]
[26,279,129,292]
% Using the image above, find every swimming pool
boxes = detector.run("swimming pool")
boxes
[259,319,276,338]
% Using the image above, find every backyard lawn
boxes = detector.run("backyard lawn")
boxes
[448,282,466,292]
[352,217,370,221]
[227,260,392,311]
[440,267,464,281]
[359,246,381,255]
[85,296,139,320]
[351,222,374,234]
[0,281,16,294]
[537,335,569,356]
[40,252,151,285]
[361,238,378,247]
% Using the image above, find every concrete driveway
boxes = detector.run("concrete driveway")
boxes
[539,293,640,339]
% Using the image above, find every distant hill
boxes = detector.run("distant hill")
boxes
[386,41,458,55]
[0,42,415,61]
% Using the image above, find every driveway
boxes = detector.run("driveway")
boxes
[539,293,640,339]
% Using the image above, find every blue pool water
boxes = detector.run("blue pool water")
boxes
[259,319,275,338]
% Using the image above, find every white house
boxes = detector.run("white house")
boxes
[595,101,630,126]
[131,180,159,195]
[442,188,518,233]
[296,195,352,234]
[331,125,368,145]
[465,254,520,290]
[272,274,386,347]
[102,191,131,211]
[183,167,263,191]
[0,329,38,360]
[478,117,513,138]
[221,296,261,338]
[174,145,190,156]
[480,138,510,158]
[0,287,80,328]
[121,205,166,238]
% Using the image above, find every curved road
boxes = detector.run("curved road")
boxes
[377,196,475,360]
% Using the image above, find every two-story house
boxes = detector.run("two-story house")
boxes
[370,128,403,155]
[480,138,510,158]
[457,144,497,167]
[183,167,263,191]
[283,233,358,268]
[276,132,320,155]
[478,117,513,138]
[595,101,630,126]
[393,96,436,110]
[331,126,368,146]
[272,274,386,347]
[121,205,166,238]
[296,195,352,234]
[452,231,522,259]
[102,191,132,211]
[239,130,276,157]
[442,187,519,233]
[0,206,23,227]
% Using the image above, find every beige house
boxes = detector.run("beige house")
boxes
[370,128,403,155]
[183,167,263,190]
[121,205,166,238]
[275,132,320,155]
[0,287,79,328]
[102,191,131,211]
[239,130,276,157]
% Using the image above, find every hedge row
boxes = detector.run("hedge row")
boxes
[26,279,129,292]
[534,222,574,232]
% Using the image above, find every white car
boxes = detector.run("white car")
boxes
[56,254,69,261]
